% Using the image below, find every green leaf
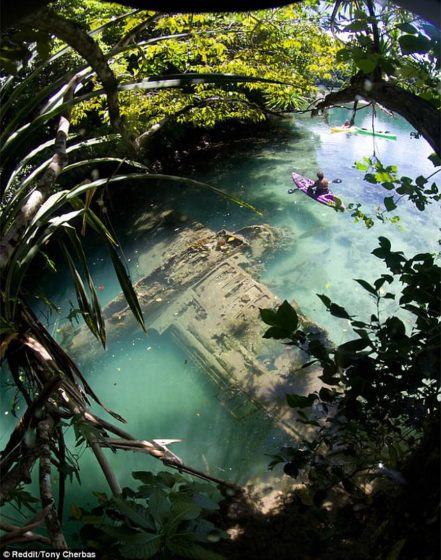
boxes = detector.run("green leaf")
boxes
[167,539,225,560]
[385,316,406,338]
[316,294,331,309]
[165,496,202,536]
[104,239,146,332]
[30,191,70,228]
[64,228,106,346]
[415,175,428,187]
[156,471,179,488]
[319,367,340,385]
[399,34,431,55]
[61,243,105,346]
[354,55,379,74]
[192,493,220,511]
[329,303,351,319]
[112,498,156,531]
[318,387,336,402]
[259,308,278,326]
[263,326,288,339]
[118,73,286,95]
[275,300,298,332]
[374,274,394,290]
[67,173,261,216]
[397,23,418,34]
[338,339,371,352]
[355,161,369,171]
[344,20,368,32]
[384,196,397,211]
[120,533,162,558]
[354,278,378,296]
[100,525,140,540]
[132,471,158,485]
[428,153,441,167]
[372,237,391,259]
[286,393,317,409]
[148,487,171,521]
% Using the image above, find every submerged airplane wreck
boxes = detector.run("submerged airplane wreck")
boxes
[63,213,327,437]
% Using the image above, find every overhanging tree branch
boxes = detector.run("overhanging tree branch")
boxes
[135,95,285,147]
[312,78,441,156]
[30,8,136,153]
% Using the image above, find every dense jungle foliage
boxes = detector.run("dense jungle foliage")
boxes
[0,0,439,558]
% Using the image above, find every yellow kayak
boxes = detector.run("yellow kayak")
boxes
[330,126,356,133]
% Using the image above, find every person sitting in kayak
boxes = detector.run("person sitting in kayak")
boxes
[308,171,329,197]
[342,120,351,128]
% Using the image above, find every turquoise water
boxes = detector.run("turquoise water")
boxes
[112,108,438,338]
[1,110,439,529]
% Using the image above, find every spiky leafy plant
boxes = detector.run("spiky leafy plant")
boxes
[0,6,276,547]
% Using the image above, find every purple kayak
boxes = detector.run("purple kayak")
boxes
[291,172,342,208]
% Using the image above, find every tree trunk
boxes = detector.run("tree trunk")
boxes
[31,8,136,153]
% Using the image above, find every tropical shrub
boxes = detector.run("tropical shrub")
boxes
[72,470,226,559]
[261,237,440,489]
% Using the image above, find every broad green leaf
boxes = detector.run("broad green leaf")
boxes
[396,23,418,34]
[355,161,369,171]
[100,525,140,540]
[120,533,162,558]
[399,34,432,55]
[286,393,317,408]
[167,539,225,560]
[344,20,368,32]
[372,236,392,259]
[354,55,379,74]
[132,471,158,485]
[148,487,171,521]
[428,153,441,167]
[156,471,179,488]
[415,175,428,187]
[318,387,336,402]
[385,316,406,337]
[384,196,397,211]
[373,274,393,290]
[275,300,298,332]
[259,308,278,326]
[113,498,156,531]
[192,493,219,511]
[263,326,288,339]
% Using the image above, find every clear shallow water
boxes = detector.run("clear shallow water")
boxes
[2,110,439,527]
[135,109,438,338]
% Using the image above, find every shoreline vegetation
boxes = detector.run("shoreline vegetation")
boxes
[1,1,439,558]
